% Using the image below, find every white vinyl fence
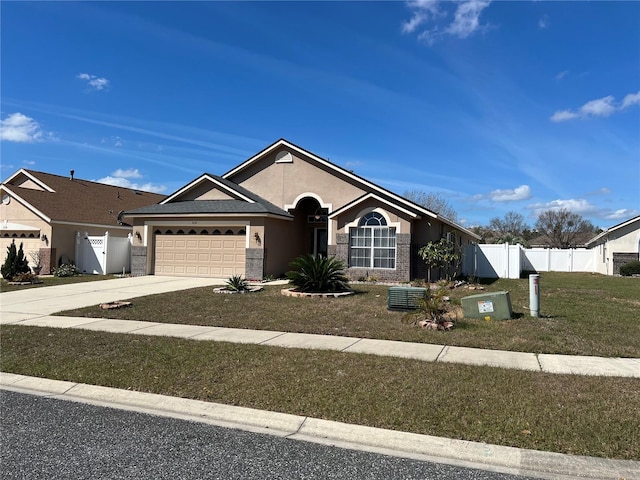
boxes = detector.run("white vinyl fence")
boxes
[463,243,597,279]
[75,231,132,275]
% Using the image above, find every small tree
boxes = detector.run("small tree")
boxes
[417,237,461,282]
[1,240,31,280]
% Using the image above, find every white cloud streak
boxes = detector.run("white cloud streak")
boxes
[403,0,491,45]
[77,73,111,91]
[95,169,166,194]
[0,113,44,142]
[527,198,639,221]
[551,91,640,122]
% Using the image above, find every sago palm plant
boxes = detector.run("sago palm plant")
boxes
[286,254,350,293]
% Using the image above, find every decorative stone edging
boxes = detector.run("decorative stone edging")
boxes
[213,286,264,294]
[281,288,355,298]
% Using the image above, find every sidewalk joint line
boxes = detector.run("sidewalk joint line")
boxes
[285,416,308,438]
[535,353,543,372]
[434,345,447,362]
[340,338,363,352]
[258,332,288,344]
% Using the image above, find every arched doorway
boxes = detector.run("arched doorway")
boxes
[290,197,328,257]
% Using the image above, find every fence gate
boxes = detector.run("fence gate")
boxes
[76,232,104,274]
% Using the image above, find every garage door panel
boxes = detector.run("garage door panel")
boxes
[155,233,245,277]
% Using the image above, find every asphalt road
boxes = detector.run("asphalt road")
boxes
[0,390,539,480]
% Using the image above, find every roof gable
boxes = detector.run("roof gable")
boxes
[4,169,55,192]
[330,193,421,220]
[586,215,640,246]
[1,169,166,227]
[161,174,255,204]
[223,139,480,240]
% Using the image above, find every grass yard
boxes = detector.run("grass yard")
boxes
[1,325,638,460]
[0,274,116,293]
[58,272,640,357]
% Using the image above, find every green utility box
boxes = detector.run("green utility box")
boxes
[461,291,513,320]
[387,286,427,310]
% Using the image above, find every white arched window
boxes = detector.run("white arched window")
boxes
[349,212,396,268]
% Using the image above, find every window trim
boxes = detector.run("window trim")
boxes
[348,210,398,269]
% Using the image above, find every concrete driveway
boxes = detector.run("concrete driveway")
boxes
[0,276,226,322]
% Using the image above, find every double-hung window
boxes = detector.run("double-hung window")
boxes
[349,212,396,268]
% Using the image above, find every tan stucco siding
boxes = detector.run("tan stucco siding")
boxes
[177,182,237,201]
[263,217,299,277]
[9,176,45,190]
[599,221,640,252]
[0,197,46,228]
[228,150,367,212]
[333,198,413,237]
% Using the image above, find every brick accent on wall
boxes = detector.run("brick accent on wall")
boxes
[613,252,640,275]
[39,247,54,275]
[131,246,147,276]
[335,232,412,283]
[245,248,264,281]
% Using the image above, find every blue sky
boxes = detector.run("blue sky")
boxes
[1,1,639,229]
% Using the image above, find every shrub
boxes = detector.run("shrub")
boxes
[1,240,30,280]
[53,264,80,277]
[620,260,640,276]
[225,274,249,292]
[286,254,350,293]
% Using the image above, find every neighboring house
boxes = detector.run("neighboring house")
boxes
[585,215,640,275]
[124,139,480,281]
[0,169,166,274]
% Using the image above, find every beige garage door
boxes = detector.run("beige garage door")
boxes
[154,233,246,277]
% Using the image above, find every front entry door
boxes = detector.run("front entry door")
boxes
[314,228,328,257]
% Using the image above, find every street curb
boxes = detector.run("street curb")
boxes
[2,373,638,480]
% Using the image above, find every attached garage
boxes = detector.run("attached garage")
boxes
[154,229,246,277]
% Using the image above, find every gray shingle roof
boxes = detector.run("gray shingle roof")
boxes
[126,199,291,217]
[125,173,292,219]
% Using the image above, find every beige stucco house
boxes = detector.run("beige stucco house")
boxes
[585,215,640,275]
[124,139,479,281]
[1,169,165,274]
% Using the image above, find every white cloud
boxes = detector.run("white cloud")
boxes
[528,198,597,217]
[447,0,491,39]
[402,0,442,34]
[96,172,166,194]
[551,91,640,122]
[488,185,531,202]
[111,168,143,179]
[526,199,639,221]
[605,209,640,220]
[0,113,44,142]
[23,160,36,166]
[77,73,110,91]
[579,96,616,118]
[403,0,491,45]
[621,91,640,109]
[538,14,549,29]
[555,70,568,81]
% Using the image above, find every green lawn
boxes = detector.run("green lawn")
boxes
[0,274,116,293]
[58,272,640,357]
[1,325,638,460]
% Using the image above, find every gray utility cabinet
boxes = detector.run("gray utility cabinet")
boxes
[388,286,427,310]
[461,291,513,320]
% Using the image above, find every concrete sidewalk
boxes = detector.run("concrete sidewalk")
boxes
[2,373,639,480]
[1,276,638,377]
